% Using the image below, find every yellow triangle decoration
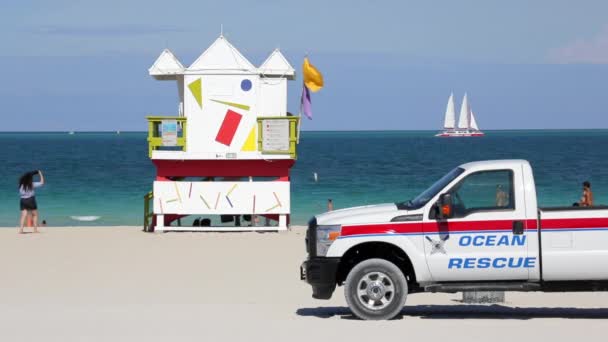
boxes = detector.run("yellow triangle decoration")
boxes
[188,78,202,108]
[241,125,257,152]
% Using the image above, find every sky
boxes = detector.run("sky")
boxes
[1,0,608,131]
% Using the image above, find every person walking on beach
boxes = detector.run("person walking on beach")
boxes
[18,170,45,234]
[579,181,593,207]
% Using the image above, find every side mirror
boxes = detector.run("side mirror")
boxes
[437,193,453,219]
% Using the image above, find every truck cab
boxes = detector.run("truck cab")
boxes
[301,159,608,320]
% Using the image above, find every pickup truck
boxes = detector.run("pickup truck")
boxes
[300,159,608,320]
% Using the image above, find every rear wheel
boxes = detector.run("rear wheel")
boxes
[344,258,408,320]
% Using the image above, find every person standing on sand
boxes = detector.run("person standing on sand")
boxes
[579,181,593,207]
[18,170,45,234]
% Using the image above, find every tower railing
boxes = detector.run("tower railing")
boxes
[257,116,300,159]
[146,116,187,157]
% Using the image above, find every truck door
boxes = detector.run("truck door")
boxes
[423,168,535,281]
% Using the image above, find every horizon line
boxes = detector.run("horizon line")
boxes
[3,128,608,134]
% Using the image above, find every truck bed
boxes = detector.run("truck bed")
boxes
[537,205,608,281]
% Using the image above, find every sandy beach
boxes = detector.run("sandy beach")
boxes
[1,226,607,341]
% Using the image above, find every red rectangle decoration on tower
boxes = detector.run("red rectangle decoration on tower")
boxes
[215,109,243,146]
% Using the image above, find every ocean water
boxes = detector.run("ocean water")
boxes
[1,130,608,227]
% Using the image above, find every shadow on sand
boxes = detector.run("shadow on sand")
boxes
[296,305,608,320]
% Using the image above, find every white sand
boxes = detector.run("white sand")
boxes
[1,226,608,342]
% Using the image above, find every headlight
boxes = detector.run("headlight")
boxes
[316,225,341,257]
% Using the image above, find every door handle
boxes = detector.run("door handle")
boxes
[512,221,524,235]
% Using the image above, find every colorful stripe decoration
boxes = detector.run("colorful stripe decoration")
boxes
[265,192,283,212]
[210,99,250,111]
[265,204,281,212]
[225,196,233,208]
[272,192,282,207]
[200,195,210,209]
[227,183,238,197]
[173,182,182,203]
[224,184,237,208]
[214,192,221,209]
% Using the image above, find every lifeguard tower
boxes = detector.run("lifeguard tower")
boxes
[143,35,298,232]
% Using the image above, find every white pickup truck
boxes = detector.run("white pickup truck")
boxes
[300,159,608,320]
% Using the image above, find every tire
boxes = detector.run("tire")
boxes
[344,258,408,320]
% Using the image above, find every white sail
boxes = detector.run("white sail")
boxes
[457,93,470,129]
[443,93,456,129]
[469,110,479,130]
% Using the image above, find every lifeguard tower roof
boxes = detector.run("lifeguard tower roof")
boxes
[148,36,295,79]
[148,49,185,80]
[259,49,295,80]
[188,35,256,73]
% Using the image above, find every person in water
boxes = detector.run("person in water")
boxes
[18,170,45,233]
[579,181,593,207]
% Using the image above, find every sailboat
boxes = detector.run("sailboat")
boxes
[435,93,484,137]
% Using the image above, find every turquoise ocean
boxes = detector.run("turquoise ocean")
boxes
[1,130,608,227]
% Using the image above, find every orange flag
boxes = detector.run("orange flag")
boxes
[303,57,324,92]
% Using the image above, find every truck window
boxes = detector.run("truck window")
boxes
[398,167,464,210]
[449,170,514,217]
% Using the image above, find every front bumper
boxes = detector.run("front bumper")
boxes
[300,257,340,300]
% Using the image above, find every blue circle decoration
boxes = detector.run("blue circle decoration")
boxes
[241,79,252,91]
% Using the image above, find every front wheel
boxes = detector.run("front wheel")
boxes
[344,258,408,320]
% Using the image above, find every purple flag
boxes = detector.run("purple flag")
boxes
[300,84,312,120]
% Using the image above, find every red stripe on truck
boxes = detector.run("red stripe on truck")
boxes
[341,219,530,237]
[424,220,514,233]
[540,217,608,229]
[341,222,422,237]
[340,217,608,238]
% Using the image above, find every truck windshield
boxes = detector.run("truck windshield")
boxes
[397,167,464,210]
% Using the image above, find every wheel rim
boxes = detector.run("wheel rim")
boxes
[356,271,395,311]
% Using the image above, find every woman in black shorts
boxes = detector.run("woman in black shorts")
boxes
[18,170,45,233]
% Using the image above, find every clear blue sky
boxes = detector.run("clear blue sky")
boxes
[1,0,608,131]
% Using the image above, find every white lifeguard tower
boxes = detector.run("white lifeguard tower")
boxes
[144,35,299,232]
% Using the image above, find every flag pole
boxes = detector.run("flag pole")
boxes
[297,81,303,144]
[298,53,309,145]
